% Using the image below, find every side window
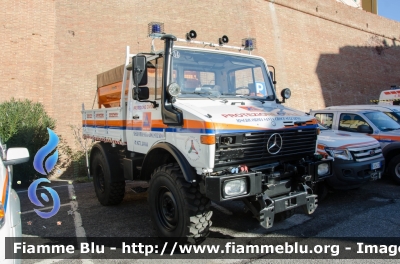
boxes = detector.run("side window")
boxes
[155,57,163,100]
[338,113,371,133]
[147,59,156,100]
[314,113,333,129]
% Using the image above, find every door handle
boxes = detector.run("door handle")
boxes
[133,115,139,119]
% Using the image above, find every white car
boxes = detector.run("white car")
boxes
[316,123,384,190]
[325,104,400,124]
[0,142,29,264]
[310,107,400,184]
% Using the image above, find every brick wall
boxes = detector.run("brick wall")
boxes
[0,0,55,115]
[1,0,400,147]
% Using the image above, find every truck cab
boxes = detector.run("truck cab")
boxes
[82,28,333,242]
[376,87,400,105]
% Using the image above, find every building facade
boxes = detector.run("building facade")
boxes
[336,0,362,9]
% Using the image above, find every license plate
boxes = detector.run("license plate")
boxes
[371,161,381,170]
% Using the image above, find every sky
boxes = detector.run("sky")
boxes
[378,0,400,22]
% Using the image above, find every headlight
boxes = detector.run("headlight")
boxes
[223,178,247,197]
[318,163,330,176]
[0,201,5,229]
[325,148,353,160]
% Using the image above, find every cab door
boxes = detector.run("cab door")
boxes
[126,56,166,153]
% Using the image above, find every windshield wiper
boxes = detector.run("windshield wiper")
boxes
[220,93,245,96]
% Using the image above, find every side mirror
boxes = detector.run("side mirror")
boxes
[138,87,149,100]
[3,148,29,166]
[132,55,148,86]
[357,125,373,134]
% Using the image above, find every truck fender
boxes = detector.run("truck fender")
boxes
[140,142,196,183]
[382,142,400,161]
[90,142,124,182]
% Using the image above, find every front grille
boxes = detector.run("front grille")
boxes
[349,143,383,162]
[215,128,317,165]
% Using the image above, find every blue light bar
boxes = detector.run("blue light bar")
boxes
[242,38,257,51]
[152,24,161,33]
[245,39,253,48]
[148,22,164,37]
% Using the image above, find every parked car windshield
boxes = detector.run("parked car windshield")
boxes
[384,111,400,124]
[317,122,328,130]
[364,111,400,131]
[171,48,275,101]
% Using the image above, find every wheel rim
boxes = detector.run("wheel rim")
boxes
[94,164,106,192]
[156,186,179,231]
[395,163,400,178]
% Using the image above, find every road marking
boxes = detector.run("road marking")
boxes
[16,184,70,193]
[68,184,93,263]
[20,203,71,215]
[211,202,233,215]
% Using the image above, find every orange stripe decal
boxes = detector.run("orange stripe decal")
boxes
[83,118,317,132]
[1,170,8,205]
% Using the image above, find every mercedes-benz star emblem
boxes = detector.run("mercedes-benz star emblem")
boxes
[266,133,283,154]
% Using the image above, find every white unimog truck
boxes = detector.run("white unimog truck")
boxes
[82,24,333,242]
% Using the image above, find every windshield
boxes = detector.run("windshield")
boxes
[385,111,400,124]
[364,111,400,131]
[171,48,275,100]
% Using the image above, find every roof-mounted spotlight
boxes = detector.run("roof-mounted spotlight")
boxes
[219,35,229,45]
[242,38,257,51]
[186,30,197,41]
[148,22,164,38]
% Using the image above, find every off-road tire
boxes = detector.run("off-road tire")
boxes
[148,163,212,243]
[92,150,125,205]
[388,154,400,185]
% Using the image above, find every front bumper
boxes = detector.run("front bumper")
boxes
[326,157,385,190]
[259,184,317,228]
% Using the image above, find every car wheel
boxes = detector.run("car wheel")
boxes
[388,154,400,184]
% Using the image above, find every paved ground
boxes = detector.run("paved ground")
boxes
[15,176,400,263]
